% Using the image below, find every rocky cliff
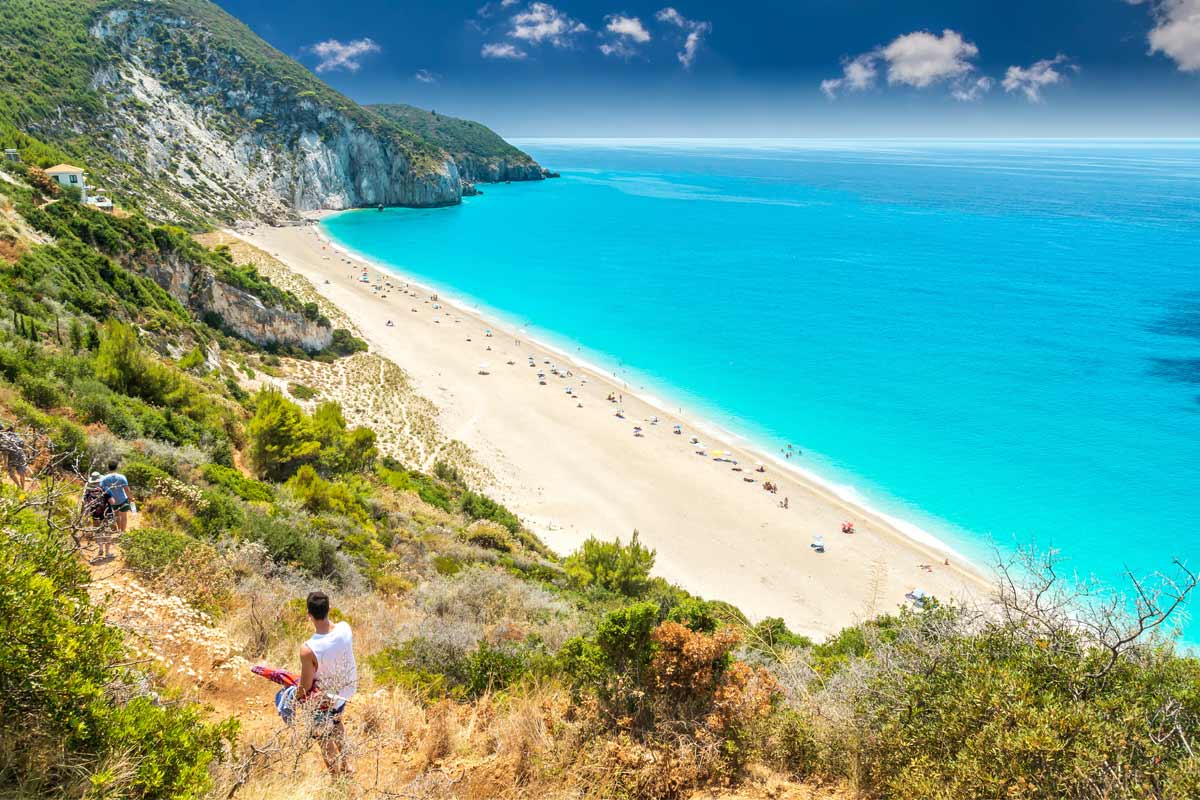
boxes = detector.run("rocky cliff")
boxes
[453,155,548,183]
[78,4,460,224]
[140,249,333,352]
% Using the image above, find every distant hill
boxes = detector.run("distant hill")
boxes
[372,104,548,184]
[0,0,543,224]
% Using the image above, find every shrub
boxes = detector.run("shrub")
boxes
[460,490,520,533]
[0,520,235,798]
[464,641,530,697]
[744,617,812,660]
[323,328,367,358]
[561,601,660,725]
[122,527,234,615]
[379,464,452,511]
[665,597,722,634]
[94,321,177,404]
[761,707,819,780]
[433,554,463,576]
[565,532,655,597]
[369,637,468,703]
[839,609,1200,800]
[246,388,320,480]
[288,381,318,400]
[202,463,274,503]
[240,510,343,581]
[462,519,513,552]
[17,373,63,408]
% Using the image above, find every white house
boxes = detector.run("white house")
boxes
[44,164,88,200]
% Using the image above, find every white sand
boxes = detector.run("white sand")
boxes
[237,218,991,639]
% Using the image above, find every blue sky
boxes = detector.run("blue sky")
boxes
[213,0,1200,136]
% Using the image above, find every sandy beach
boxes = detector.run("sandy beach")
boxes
[237,216,991,639]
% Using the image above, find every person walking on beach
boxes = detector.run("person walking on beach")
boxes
[100,460,134,534]
[299,591,357,775]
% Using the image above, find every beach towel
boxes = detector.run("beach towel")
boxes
[251,664,300,687]
[252,665,341,725]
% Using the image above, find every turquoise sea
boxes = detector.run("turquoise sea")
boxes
[323,139,1200,599]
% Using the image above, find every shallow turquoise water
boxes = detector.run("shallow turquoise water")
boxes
[323,139,1200,597]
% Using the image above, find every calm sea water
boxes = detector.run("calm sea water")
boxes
[323,139,1200,597]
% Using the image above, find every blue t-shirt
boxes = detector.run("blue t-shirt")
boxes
[100,473,129,504]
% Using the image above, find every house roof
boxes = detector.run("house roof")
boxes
[44,164,85,175]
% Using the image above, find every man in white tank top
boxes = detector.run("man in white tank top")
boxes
[299,591,357,775]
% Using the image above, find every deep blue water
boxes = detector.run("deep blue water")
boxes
[323,139,1200,596]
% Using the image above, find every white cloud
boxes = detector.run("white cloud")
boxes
[599,14,651,58]
[1142,0,1200,71]
[820,53,879,98]
[606,14,651,43]
[1002,55,1072,101]
[656,7,685,27]
[509,2,588,47]
[655,7,711,68]
[599,41,632,57]
[308,38,381,73]
[952,75,994,102]
[477,0,519,18]
[482,41,527,59]
[820,29,983,99]
[882,29,978,88]
[414,69,438,84]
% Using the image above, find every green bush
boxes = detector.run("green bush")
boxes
[0,516,235,798]
[123,526,194,573]
[123,527,234,614]
[371,638,533,702]
[460,490,520,533]
[288,381,318,400]
[246,388,320,480]
[17,373,63,408]
[462,520,513,552]
[369,646,456,703]
[464,641,530,697]
[379,463,452,511]
[322,328,367,358]
[666,597,722,634]
[240,510,342,580]
[564,532,655,597]
[202,463,274,502]
[745,617,812,659]
[561,601,659,722]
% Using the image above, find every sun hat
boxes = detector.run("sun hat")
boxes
[87,471,102,484]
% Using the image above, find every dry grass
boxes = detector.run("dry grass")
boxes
[91,564,847,799]
[281,351,489,484]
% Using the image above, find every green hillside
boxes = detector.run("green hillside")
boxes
[0,0,543,224]
[371,103,536,165]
